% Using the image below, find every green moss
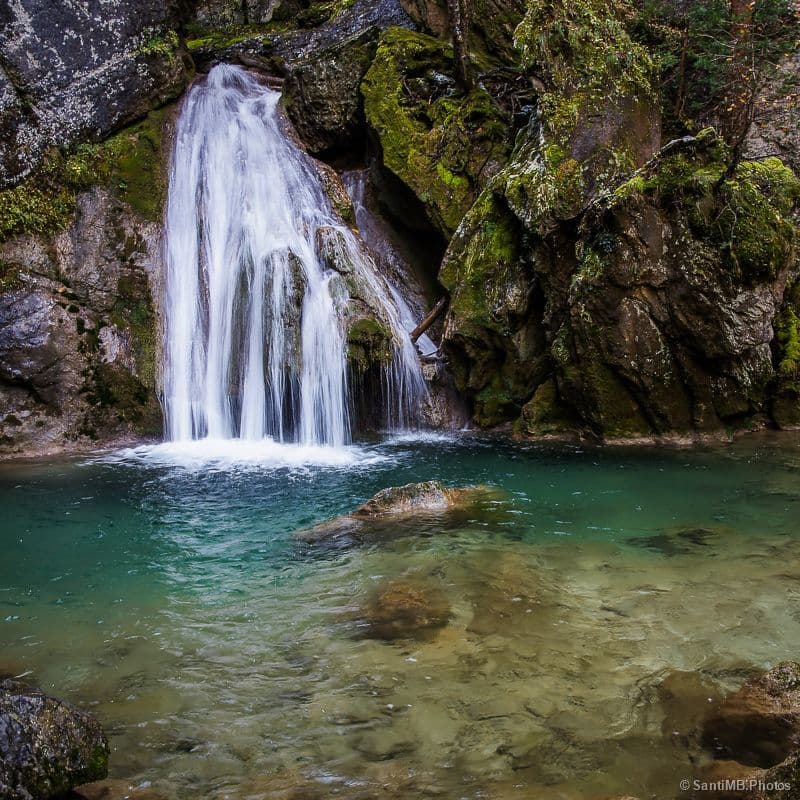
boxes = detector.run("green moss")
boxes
[439,191,523,333]
[0,107,171,242]
[0,259,21,292]
[515,0,657,140]
[186,24,276,52]
[613,139,800,283]
[474,376,517,427]
[99,107,171,221]
[89,362,161,435]
[777,284,800,378]
[514,379,577,436]
[362,27,511,237]
[505,0,657,226]
[111,273,157,390]
[137,30,180,59]
[347,318,393,373]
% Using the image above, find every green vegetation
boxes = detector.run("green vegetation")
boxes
[439,191,523,332]
[185,24,280,52]
[632,0,800,137]
[362,27,511,237]
[346,318,393,373]
[137,30,181,59]
[613,133,800,282]
[514,0,657,143]
[0,106,171,241]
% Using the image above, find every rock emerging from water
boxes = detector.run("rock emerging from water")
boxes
[0,679,109,800]
[360,578,451,640]
[294,480,500,545]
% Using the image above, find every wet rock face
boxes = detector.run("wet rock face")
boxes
[0,0,192,187]
[0,188,163,456]
[0,679,108,800]
[360,578,451,640]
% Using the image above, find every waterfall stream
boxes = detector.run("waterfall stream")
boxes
[163,65,427,447]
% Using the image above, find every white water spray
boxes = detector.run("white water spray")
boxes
[163,65,427,447]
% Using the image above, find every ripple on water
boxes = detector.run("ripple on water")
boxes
[1,433,799,799]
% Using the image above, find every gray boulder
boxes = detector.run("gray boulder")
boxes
[0,0,192,186]
[0,679,109,800]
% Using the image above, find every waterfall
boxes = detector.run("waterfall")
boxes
[163,64,427,447]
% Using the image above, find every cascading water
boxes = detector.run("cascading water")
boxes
[163,64,427,447]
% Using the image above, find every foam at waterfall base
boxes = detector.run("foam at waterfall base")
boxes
[97,438,386,471]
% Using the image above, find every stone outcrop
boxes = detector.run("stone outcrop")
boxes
[295,480,500,544]
[284,27,379,156]
[442,130,799,437]
[0,679,108,800]
[0,182,165,456]
[0,0,192,187]
[361,27,513,238]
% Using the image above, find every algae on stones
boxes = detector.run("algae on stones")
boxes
[347,318,394,374]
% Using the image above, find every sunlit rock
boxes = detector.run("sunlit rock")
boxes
[294,480,502,545]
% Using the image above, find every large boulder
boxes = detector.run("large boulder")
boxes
[442,130,800,437]
[0,0,192,187]
[0,679,109,800]
[295,480,500,545]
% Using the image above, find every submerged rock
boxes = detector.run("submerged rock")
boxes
[701,662,800,769]
[359,577,451,640]
[69,780,166,800]
[294,480,501,545]
[0,679,109,800]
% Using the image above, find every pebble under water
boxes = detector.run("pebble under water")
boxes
[1,432,799,799]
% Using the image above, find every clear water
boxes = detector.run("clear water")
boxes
[1,433,799,799]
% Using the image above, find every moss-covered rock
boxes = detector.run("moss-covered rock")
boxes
[284,27,378,155]
[400,0,525,63]
[0,106,174,243]
[346,317,393,373]
[772,281,800,429]
[514,378,579,437]
[443,121,799,438]
[0,679,109,799]
[362,27,512,237]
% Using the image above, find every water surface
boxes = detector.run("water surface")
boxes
[1,433,799,799]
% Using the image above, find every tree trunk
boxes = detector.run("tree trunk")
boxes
[411,297,448,343]
[446,0,472,90]
[721,0,755,146]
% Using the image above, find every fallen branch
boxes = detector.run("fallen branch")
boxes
[411,297,448,343]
